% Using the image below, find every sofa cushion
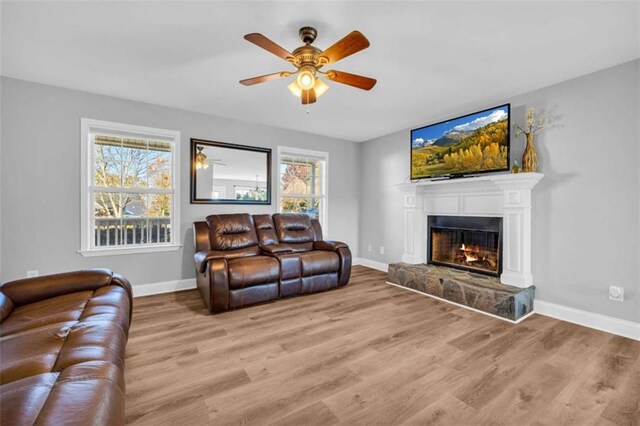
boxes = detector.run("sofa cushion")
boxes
[227,256,280,290]
[0,291,93,337]
[273,214,315,252]
[1,285,130,338]
[228,283,279,308]
[253,214,279,245]
[0,323,71,385]
[0,372,60,426]
[206,213,260,252]
[0,270,131,425]
[302,272,339,293]
[299,251,340,277]
[0,286,130,386]
[0,321,127,386]
[0,361,125,426]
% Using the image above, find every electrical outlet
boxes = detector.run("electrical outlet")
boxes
[380,246,385,255]
[367,245,372,252]
[26,270,39,278]
[609,286,624,302]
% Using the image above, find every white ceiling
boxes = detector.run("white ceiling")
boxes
[2,1,638,142]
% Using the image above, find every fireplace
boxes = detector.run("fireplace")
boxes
[427,216,503,277]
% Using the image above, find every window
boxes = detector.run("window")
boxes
[80,119,180,256]
[234,186,267,201]
[278,147,328,233]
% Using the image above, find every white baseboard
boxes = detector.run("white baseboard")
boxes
[353,257,389,272]
[133,278,196,298]
[535,300,640,341]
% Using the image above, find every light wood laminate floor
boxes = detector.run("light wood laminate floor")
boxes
[125,266,640,425]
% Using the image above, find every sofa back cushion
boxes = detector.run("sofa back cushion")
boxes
[0,270,118,308]
[311,218,323,241]
[206,214,260,256]
[253,214,278,246]
[273,214,315,252]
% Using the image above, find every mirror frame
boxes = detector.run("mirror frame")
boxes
[190,138,272,205]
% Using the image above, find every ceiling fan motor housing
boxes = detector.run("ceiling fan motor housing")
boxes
[291,45,323,69]
[299,26,317,44]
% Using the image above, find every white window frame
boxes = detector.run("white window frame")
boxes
[277,146,329,236]
[79,118,181,256]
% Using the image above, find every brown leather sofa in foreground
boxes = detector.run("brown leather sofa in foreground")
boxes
[0,269,133,425]
[193,213,352,313]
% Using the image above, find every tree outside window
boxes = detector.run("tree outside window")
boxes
[279,152,326,228]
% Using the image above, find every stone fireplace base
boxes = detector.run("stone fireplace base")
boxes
[387,262,535,322]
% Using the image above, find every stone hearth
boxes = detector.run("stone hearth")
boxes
[387,262,535,322]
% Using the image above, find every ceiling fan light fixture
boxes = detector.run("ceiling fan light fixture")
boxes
[288,77,329,99]
[296,68,315,90]
[195,147,209,170]
[287,80,302,97]
[313,78,329,98]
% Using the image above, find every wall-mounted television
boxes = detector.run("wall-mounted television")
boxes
[410,104,510,180]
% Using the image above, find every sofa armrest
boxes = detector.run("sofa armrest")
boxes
[314,240,348,252]
[200,258,229,313]
[313,241,352,287]
[260,244,293,256]
[0,269,132,308]
[194,250,228,273]
[193,221,211,252]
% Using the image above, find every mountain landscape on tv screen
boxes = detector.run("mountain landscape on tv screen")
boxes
[411,106,509,178]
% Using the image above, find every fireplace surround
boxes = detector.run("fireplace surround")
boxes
[397,173,543,288]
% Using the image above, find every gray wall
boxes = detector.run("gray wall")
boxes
[359,60,640,323]
[2,61,638,323]
[0,77,361,285]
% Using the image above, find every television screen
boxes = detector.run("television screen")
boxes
[410,104,510,179]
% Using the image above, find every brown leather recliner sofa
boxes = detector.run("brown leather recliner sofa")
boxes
[193,213,351,313]
[0,269,133,425]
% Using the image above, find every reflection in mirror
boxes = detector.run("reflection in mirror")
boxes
[191,139,271,204]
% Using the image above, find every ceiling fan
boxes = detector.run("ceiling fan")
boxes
[194,146,226,170]
[240,26,376,105]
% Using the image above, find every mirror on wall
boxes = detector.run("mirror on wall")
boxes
[190,139,271,204]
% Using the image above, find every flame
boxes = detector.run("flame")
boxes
[464,253,479,263]
[460,244,478,263]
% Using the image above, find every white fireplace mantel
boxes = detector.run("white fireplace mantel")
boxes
[397,172,544,288]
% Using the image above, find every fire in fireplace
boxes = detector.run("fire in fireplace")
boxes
[427,216,503,276]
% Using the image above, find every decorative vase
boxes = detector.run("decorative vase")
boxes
[522,132,538,172]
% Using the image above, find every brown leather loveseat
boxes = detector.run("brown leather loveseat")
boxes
[193,213,351,313]
[0,269,133,425]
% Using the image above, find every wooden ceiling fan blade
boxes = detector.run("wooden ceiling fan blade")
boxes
[324,70,376,90]
[244,33,294,61]
[319,31,370,65]
[301,88,317,104]
[239,72,290,86]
